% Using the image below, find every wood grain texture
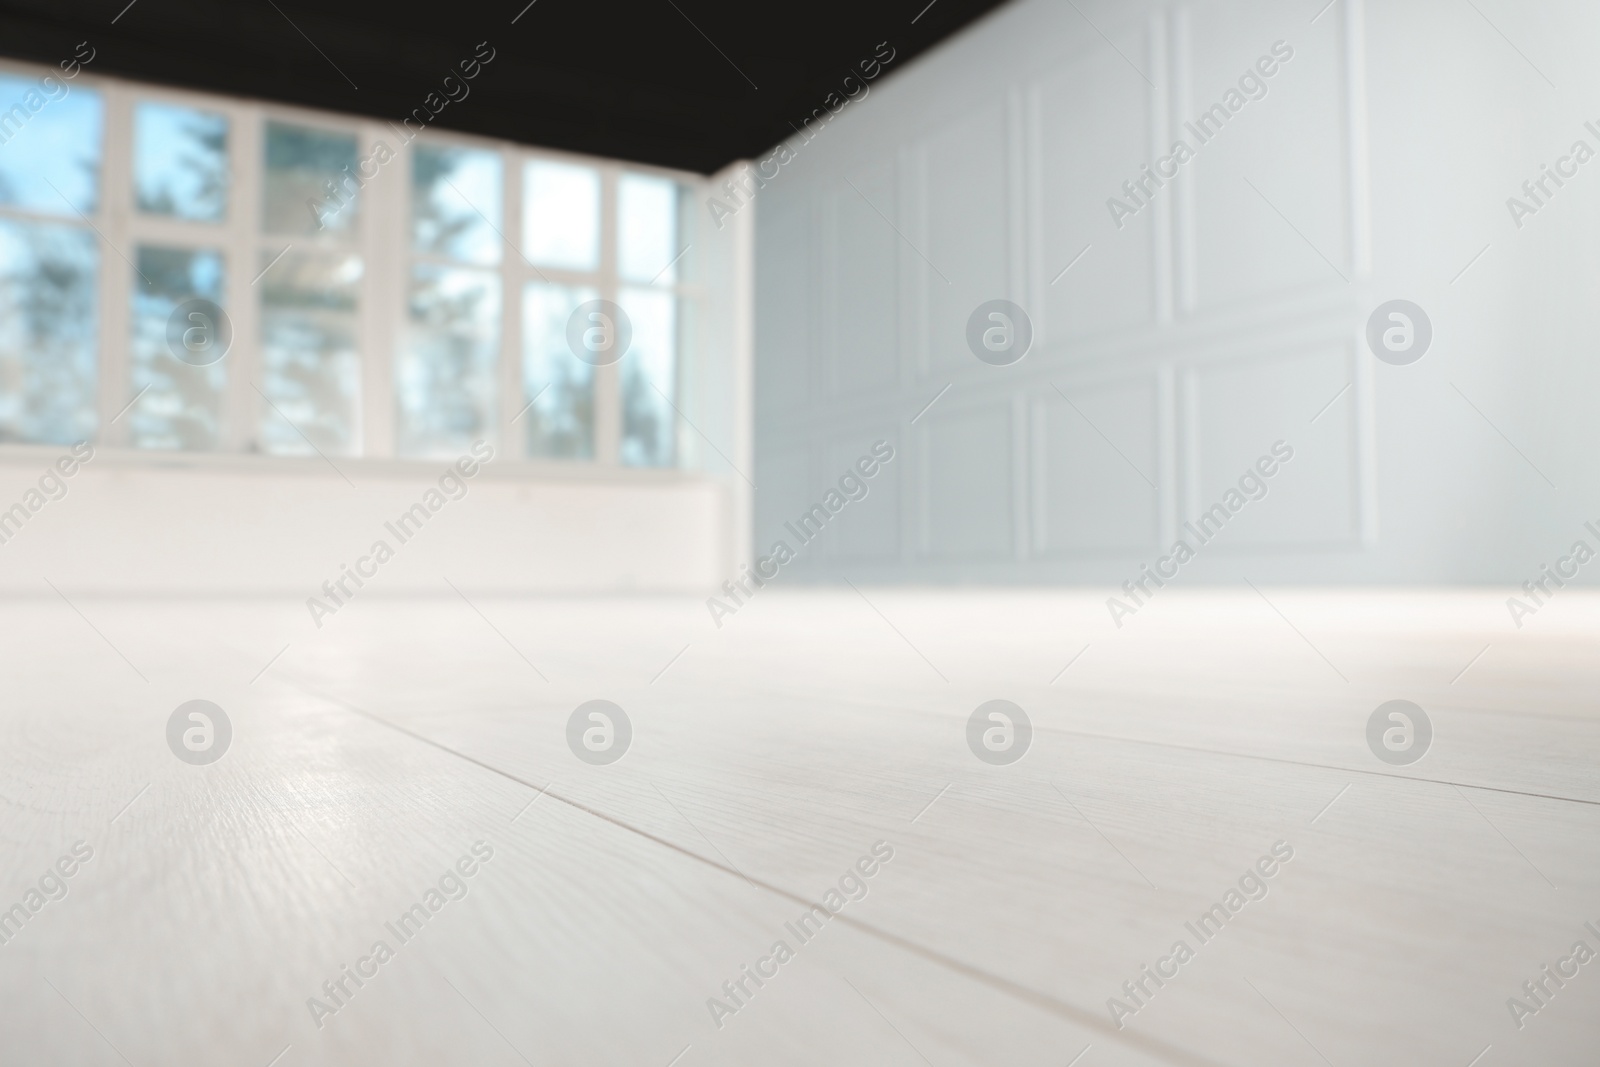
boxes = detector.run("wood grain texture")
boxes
[1,589,1597,1066]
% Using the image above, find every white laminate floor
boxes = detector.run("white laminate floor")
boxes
[1,587,1597,1066]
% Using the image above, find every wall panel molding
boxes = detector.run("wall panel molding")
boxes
[753,0,1376,581]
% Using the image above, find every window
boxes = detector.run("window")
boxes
[123,100,233,451]
[617,174,688,468]
[517,158,606,461]
[0,61,706,470]
[0,219,98,444]
[260,121,363,456]
[259,249,362,456]
[0,72,102,445]
[524,160,598,270]
[400,144,502,457]
[0,73,102,215]
[619,286,677,466]
[521,282,596,458]
[265,120,357,236]
[128,246,226,450]
[134,102,227,222]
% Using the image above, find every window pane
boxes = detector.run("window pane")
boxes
[522,283,595,459]
[412,144,501,265]
[259,250,361,455]
[264,121,358,236]
[128,246,225,450]
[619,174,683,284]
[397,265,500,457]
[0,218,98,443]
[618,287,676,468]
[0,76,102,216]
[523,160,597,270]
[134,102,228,222]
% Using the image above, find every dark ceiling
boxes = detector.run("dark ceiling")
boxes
[0,0,1010,174]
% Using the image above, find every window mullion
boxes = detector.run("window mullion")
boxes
[96,82,134,448]
[594,163,620,466]
[362,120,401,458]
[500,146,523,459]
[221,101,263,453]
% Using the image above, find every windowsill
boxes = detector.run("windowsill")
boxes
[0,442,714,485]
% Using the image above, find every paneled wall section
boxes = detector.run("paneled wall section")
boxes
[755,0,1375,581]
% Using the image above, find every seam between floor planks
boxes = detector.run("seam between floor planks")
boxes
[287,676,1233,1067]
[1029,725,1600,807]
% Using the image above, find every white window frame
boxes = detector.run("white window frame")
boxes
[0,58,712,477]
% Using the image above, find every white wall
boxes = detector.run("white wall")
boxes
[0,448,732,594]
[752,0,1600,584]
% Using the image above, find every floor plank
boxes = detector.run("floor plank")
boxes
[2,590,1597,1065]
